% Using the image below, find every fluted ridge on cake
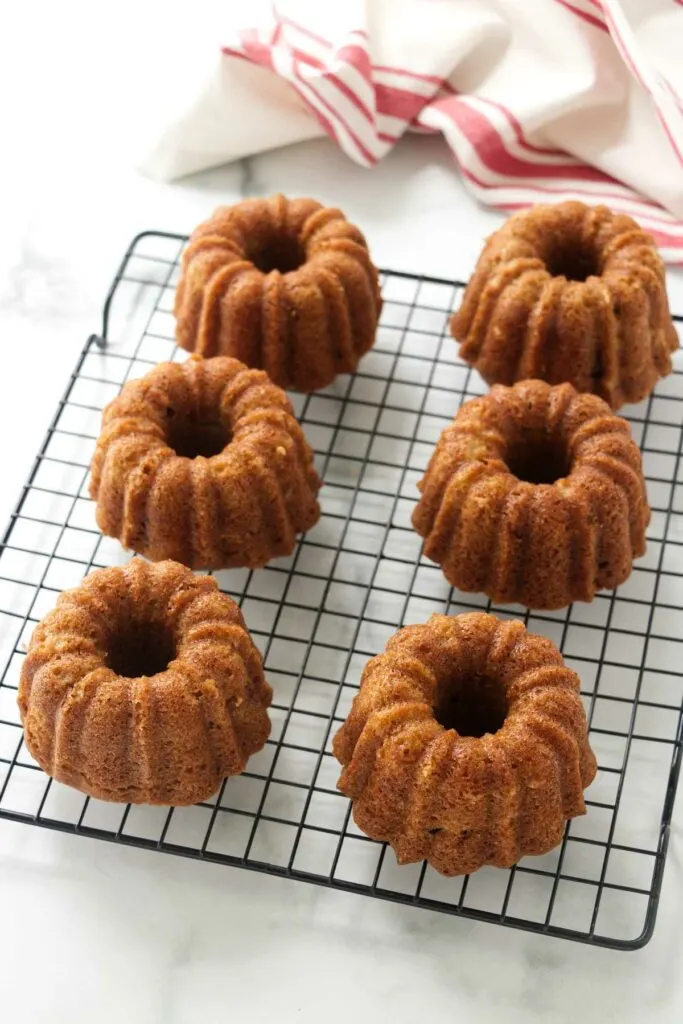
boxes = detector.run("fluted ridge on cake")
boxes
[18,560,272,805]
[451,201,679,409]
[90,356,321,569]
[174,195,382,392]
[412,380,649,609]
[333,612,596,876]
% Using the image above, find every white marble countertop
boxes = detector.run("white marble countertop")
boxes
[3,10,683,1022]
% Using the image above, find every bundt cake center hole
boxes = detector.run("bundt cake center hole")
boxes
[545,240,597,282]
[166,412,231,459]
[506,431,569,485]
[249,233,305,274]
[435,675,508,738]
[107,619,176,679]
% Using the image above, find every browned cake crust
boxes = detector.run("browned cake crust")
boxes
[412,380,649,610]
[451,201,679,409]
[174,194,382,392]
[333,612,597,876]
[89,355,321,569]
[18,560,272,805]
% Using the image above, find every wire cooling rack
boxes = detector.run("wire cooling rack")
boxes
[1,231,682,951]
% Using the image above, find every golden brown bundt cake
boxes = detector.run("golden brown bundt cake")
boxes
[451,201,679,409]
[334,612,596,876]
[412,380,649,610]
[90,355,321,569]
[174,194,382,392]
[18,560,272,805]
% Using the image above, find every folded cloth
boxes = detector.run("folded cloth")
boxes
[141,0,683,262]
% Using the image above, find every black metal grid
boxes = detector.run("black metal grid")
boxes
[1,230,682,952]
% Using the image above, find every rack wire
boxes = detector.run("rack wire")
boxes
[0,230,682,951]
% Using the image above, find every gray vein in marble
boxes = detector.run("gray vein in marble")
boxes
[0,233,85,322]
[238,155,258,198]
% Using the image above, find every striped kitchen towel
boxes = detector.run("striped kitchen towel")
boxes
[142,0,683,262]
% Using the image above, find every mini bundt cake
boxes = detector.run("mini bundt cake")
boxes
[451,201,679,409]
[412,380,649,610]
[174,194,382,392]
[18,560,272,805]
[334,612,597,876]
[90,355,321,569]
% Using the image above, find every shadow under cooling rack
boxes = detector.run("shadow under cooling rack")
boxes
[1,229,682,951]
